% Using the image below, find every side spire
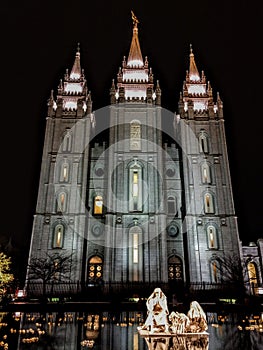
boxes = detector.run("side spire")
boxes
[127,11,143,67]
[70,43,81,79]
[189,44,200,81]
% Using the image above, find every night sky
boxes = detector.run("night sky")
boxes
[1,0,261,265]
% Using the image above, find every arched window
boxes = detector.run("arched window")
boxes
[211,260,220,283]
[130,121,141,150]
[247,261,259,295]
[56,191,67,213]
[207,225,218,249]
[93,195,103,215]
[62,129,72,152]
[129,226,143,281]
[88,255,103,282]
[129,162,143,212]
[168,256,183,281]
[60,161,69,182]
[199,131,209,153]
[167,196,177,216]
[201,163,211,184]
[53,258,60,281]
[204,193,214,214]
[53,224,64,249]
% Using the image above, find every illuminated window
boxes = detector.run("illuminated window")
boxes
[204,193,214,214]
[53,259,60,280]
[88,256,103,282]
[129,226,142,281]
[57,191,67,213]
[60,161,69,182]
[199,132,209,153]
[94,195,103,215]
[62,129,72,152]
[133,233,139,264]
[129,163,143,212]
[247,261,258,294]
[168,256,183,281]
[201,163,211,184]
[53,224,64,248]
[207,225,217,249]
[130,121,141,150]
[211,260,220,283]
[133,171,139,197]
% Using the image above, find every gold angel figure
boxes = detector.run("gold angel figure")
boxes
[131,10,139,25]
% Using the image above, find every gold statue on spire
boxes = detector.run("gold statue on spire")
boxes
[131,10,139,26]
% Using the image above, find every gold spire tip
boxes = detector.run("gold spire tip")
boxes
[131,10,139,26]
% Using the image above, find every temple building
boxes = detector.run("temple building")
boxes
[26,13,261,293]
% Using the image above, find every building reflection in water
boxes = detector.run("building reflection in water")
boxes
[1,311,263,349]
[143,334,209,350]
[144,335,209,350]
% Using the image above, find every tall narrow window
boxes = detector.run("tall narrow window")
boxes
[207,225,217,249]
[204,193,214,214]
[60,161,69,182]
[133,233,139,264]
[62,130,72,152]
[199,132,209,153]
[129,163,143,212]
[53,224,64,248]
[129,226,142,281]
[94,195,103,215]
[132,170,139,211]
[53,259,60,280]
[247,261,258,294]
[168,196,177,215]
[211,260,220,283]
[130,121,141,150]
[201,163,211,184]
[57,191,67,213]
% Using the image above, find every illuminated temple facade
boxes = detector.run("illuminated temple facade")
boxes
[27,15,259,290]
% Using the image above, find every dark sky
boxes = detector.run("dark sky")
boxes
[1,0,261,258]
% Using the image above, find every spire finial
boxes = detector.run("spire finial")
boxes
[131,10,139,27]
[77,42,80,53]
[188,43,200,81]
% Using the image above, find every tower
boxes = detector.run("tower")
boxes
[177,45,241,283]
[26,14,241,291]
[26,45,95,282]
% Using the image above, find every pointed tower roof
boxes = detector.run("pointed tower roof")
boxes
[179,44,218,115]
[51,44,91,116]
[127,11,144,67]
[113,13,160,104]
[189,44,200,81]
[70,43,81,79]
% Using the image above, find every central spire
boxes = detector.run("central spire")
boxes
[111,13,161,105]
[127,11,144,67]
[189,44,200,81]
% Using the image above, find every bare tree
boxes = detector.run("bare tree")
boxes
[27,252,74,297]
[214,253,247,297]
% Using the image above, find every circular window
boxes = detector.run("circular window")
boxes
[166,168,175,177]
[166,222,179,237]
[92,223,103,237]
[95,167,104,177]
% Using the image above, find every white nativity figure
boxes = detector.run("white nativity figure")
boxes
[140,287,170,333]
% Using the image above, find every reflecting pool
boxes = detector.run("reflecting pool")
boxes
[0,310,263,349]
